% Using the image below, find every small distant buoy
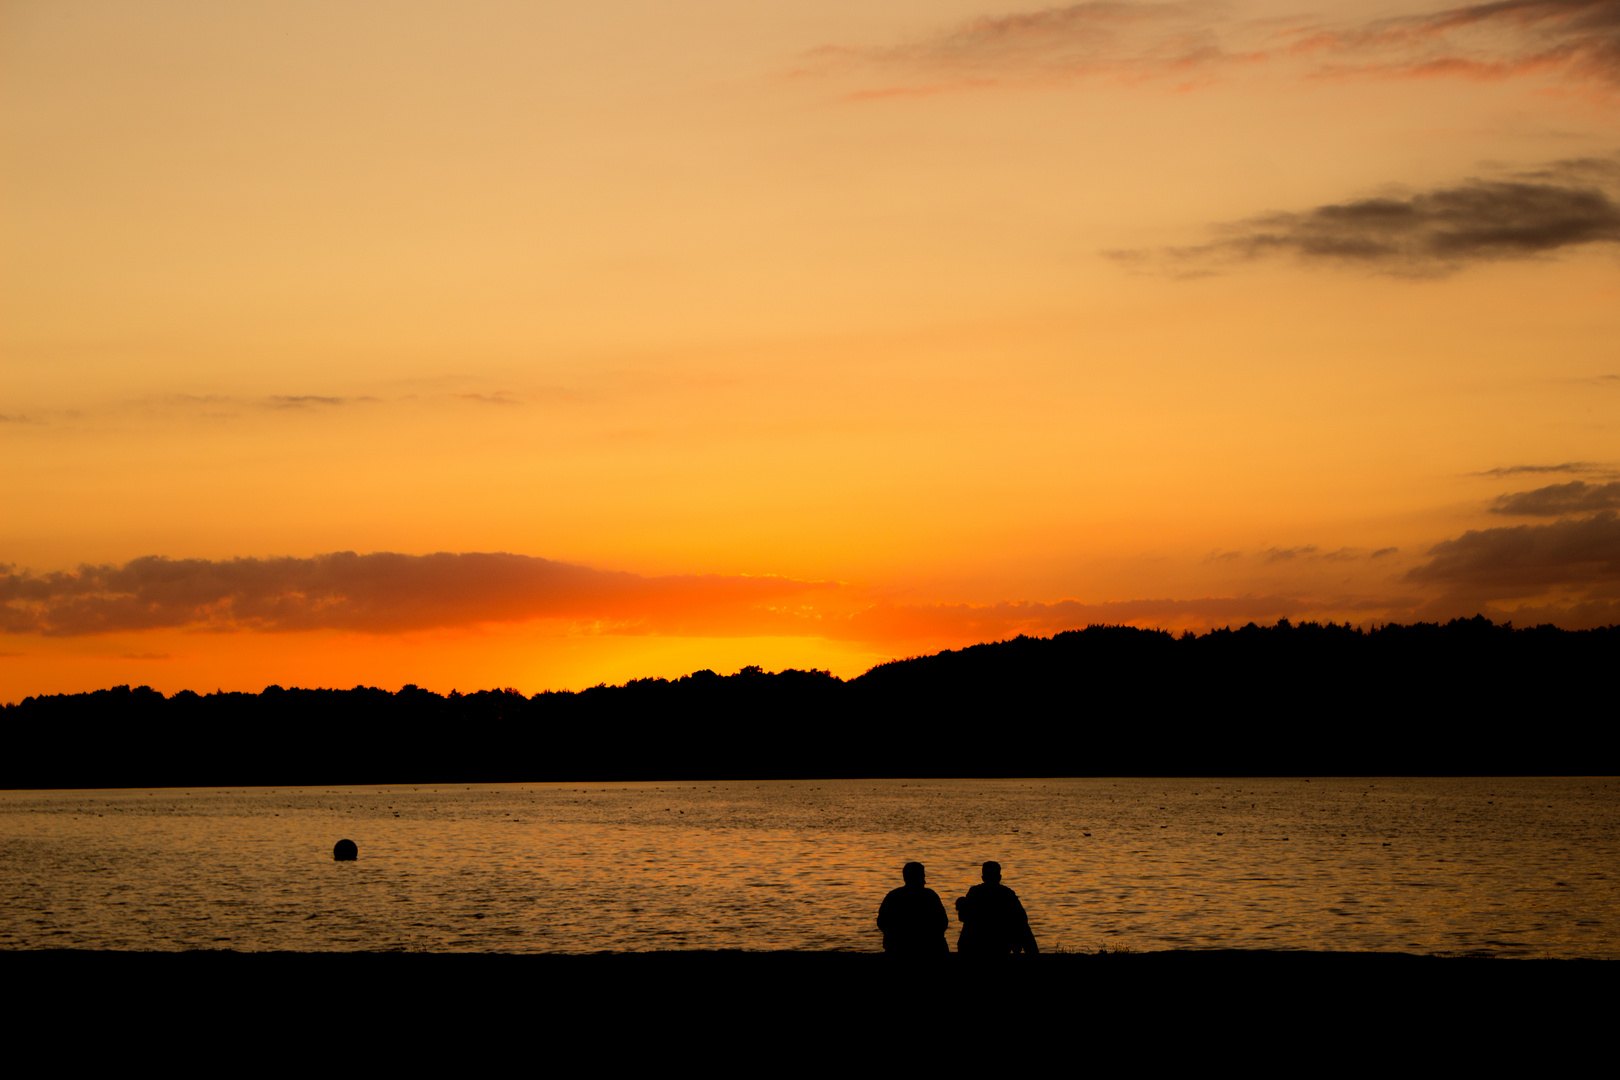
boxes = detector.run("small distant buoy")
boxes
[333,839,358,861]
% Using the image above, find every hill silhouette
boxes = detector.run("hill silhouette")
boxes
[3,617,1614,787]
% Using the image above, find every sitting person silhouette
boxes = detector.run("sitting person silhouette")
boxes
[954,861,1038,955]
[877,862,949,955]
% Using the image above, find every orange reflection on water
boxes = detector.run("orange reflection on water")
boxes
[2,778,1614,957]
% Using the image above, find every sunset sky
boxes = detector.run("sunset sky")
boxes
[4,0,1618,699]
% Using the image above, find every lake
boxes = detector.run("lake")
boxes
[2,776,1614,957]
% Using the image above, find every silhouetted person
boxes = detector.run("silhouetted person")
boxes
[877,862,948,955]
[955,861,1037,955]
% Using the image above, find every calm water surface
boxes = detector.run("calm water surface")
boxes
[2,777,1614,957]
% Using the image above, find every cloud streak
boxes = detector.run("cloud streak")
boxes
[0,553,837,638]
[1491,480,1620,514]
[266,395,380,409]
[1476,461,1608,476]
[453,392,522,406]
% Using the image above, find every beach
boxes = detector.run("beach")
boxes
[10,948,1612,1066]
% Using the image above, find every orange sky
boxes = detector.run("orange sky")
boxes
[4,0,1619,699]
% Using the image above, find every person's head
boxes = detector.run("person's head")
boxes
[981,861,1002,884]
[902,861,926,886]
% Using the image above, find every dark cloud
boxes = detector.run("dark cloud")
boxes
[1405,511,1620,596]
[0,553,836,638]
[1370,547,1400,559]
[1491,480,1620,515]
[0,552,1430,648]
[1121,170,1620,275]
[1263,545,1319,562]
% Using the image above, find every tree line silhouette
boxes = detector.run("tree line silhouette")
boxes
[3,617,1615,787]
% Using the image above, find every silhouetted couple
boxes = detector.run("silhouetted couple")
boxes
[878,861,1038,955]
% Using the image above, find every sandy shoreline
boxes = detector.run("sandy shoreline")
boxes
[9,948,1612,1063]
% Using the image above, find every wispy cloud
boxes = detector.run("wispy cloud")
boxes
[804,3,1252,97]
[1114,159,1620,276]
[1300,0,1620,90]
[807,0,1620,98]
[0,553,837,638]
[1491,479,1620,514]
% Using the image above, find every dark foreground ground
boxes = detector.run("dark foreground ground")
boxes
[9,949,1612,1068]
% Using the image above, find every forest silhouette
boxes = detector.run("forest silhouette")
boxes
[3,617,1615,787]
